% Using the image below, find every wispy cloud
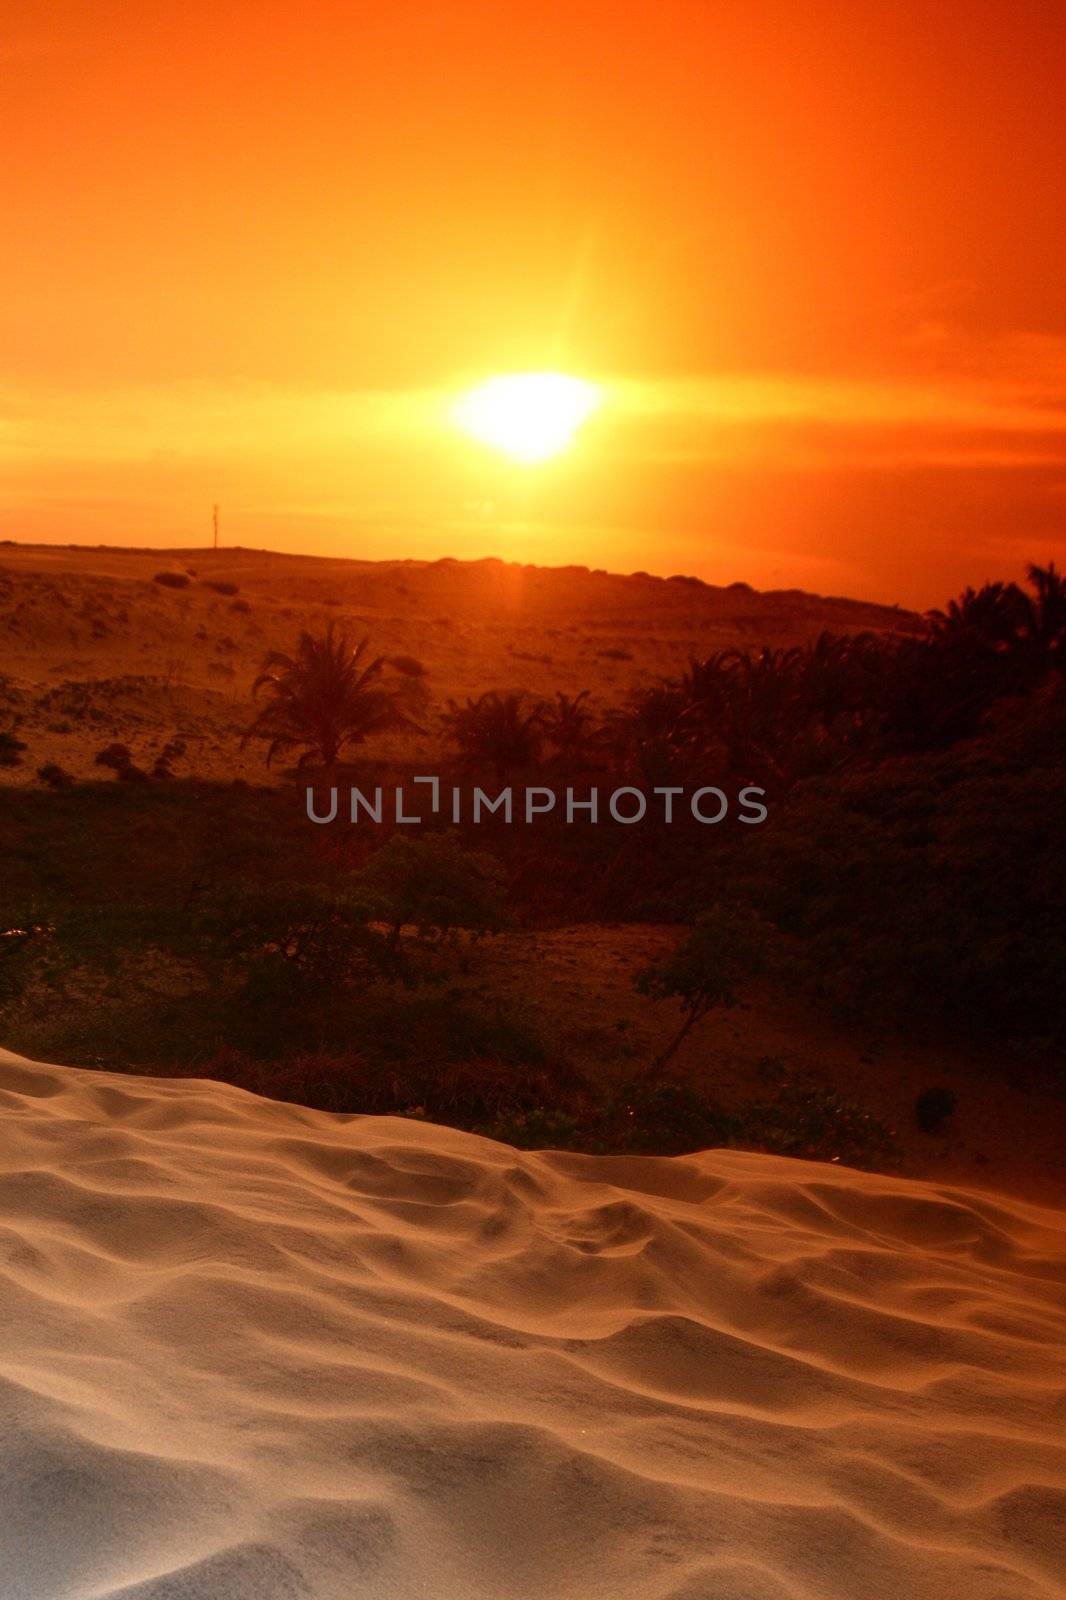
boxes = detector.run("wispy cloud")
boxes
[609,338,1066,471]
[7,331,1066,476]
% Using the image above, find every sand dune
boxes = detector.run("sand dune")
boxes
[1,1046,1064,1599]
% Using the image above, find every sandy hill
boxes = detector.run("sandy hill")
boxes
[1,1045,1063,1600]
[0,542,920,784]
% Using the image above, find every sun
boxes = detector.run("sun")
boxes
[451,372,602,463]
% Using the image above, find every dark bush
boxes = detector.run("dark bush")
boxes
[196,1048,579,1123]
[0,731,27,768]
[353,987,550,1069]
[153,572,191,589]
[95,742,132,769]
[37,764,73,789]
[355,833,508,946]
[732,1081,898,1168]
[197,879,388,989]
[915,1086,957,1133]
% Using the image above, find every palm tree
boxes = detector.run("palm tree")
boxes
[670,646,806,784]
[243,625,417,774]
[538,690,602,768]
[1027,562,1066,668]
[927,581,1032,656]
[442,690,543,787]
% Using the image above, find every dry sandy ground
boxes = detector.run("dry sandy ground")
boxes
[487,926,1066,1212]
[0,542,919,784]
[1,1046,1064,1600]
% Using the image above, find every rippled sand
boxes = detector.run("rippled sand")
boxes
[1,1045,1064,1599]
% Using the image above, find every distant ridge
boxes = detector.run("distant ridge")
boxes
[0,539,924,630]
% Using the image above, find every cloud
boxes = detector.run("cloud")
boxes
[608,343,1066,472]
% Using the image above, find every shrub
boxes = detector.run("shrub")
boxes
[37,764,73,789]
[599,1080,733,1154]
[355,833,508,948]
[203,579,239,596]
[94,742,132,769]
[353,987,551,1068]
[0,731,27,768]
[196,879,388,991]
[477,1106,588,1150]
[153,571,190,589]
[733,1081,898,1168]
[482,1074,895,1167]
[734,737,1066,1060]
[915,1086,956,1133]
[195,1048,577,1122]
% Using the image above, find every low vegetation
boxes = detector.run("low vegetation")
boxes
[0,562,1062,1166]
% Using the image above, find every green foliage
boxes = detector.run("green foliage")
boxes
[197,1047,571,1121]
[598,1080,734,1154]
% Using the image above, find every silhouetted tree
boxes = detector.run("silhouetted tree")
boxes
[243,625,418,773]
[635,906,770,1071]
[442,690,543,786]
[1027,562,1066,669]
[538,690,603,769]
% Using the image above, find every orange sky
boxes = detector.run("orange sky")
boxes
[3,0,1066,606]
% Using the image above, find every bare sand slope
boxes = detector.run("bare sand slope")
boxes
[1,1046,1064,1600]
